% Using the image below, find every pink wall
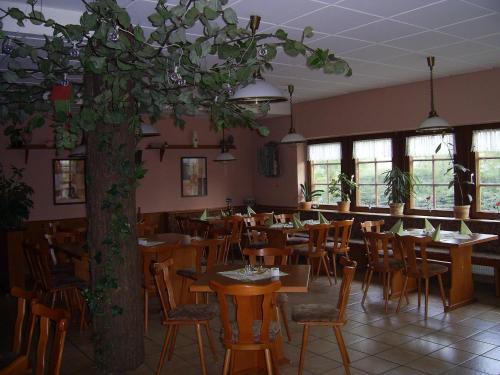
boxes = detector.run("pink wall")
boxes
[0,116,257,221]
[254,68,500,206]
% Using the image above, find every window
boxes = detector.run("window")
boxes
[308,143,341,205]
[473,129,500,213]
[353,138,392,207]
[407,134,454,210]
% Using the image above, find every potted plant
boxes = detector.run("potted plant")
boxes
[382,167,417,216]
[436,138,474,219]
[0,164,34,291]
[299,183,323,210]
[328,173,357,212]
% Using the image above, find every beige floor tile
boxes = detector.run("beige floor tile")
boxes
[469,331,500,345]
[442,366,490,375]
[439,324,482,338]
[461,356,500,374]
[482,346,500,360]
[351,355,399,374]
[322,347,369,362]
[348,338,392,355]
[475,311,500,323]
[347,324,386,338]
[371,331,413,345]
[300,353,342,374]
[406,356,457,374]
[420,331,463,346]
[395,324,436,338]
[306,338,343,355]
[457,317,498,330]
[383,366,427,375]
[375,347,423,365]
[450,338,497,355]
[428,346,478,364]
[402,338,445,355]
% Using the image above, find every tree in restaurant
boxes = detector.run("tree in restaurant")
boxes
[0,0,351,371]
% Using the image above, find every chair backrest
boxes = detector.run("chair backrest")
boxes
[210,280,281,346]
[217,235,232,264]
[224,215,245,244]
[243,247,293,266]
[26,303,70,375]
[192,238,226,270]
[307,224,330,254]
[252,213,273,226]
[336,257,357,323]
[141,243,181,291]
[360,220,385,233]
[329,219,354,252]
[137,222,158,237]
[176,216,189,234]
[395,234,432,276]
[274,213,293,224]
[11,287,37,356]
[24,242,54,292]
[363,231,394,268]
[152,258,177,321]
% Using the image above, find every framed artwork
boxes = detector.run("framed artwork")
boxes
[53,159,86,205]
[181,157,207,197]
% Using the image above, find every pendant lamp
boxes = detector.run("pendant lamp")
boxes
[417,56,450,133]
[215,127,236,162]
[281,84,306,144]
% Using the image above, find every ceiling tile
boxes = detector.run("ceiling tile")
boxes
[439,14,500,38]
[231,0,326,25]
[339,20,424,43]
[272,49,308,66]
[458,49,500,67]
[424,41,493,58]
[394,0,492,29]
[385,31,462,51]
[127,0,158,25]
[462,0,500,12]
[309,35,371,53]
[261,25,329,43]
[285,5,380,34]
[335,0,441,17]
[474,33,500,48]
[343,44,409,61]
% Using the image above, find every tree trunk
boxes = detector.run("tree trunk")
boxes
[85,76,144,372]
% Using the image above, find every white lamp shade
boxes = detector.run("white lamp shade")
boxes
[230,78,287,104]
[214,151,236,162]
[418,115,450,133]
[281,132,306,144]
[141,122,160,137]
[70,144,86,157]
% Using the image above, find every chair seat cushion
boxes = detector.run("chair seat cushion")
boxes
[51,263,75,275]
[416,262,448,276]
[52,274,87,289]
[167,303,217,321]
[0,351,17,369]
[221,320,280,343]
[325,242,349,254]
[372,258,404,271]
[246,241,268,249]
[176,268,198,280]
[286,237,309,246]
[292,303,339,322]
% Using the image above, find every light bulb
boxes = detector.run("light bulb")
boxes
[69,41,80,57]
[258,46,268,57]
[2,38,14,54]
[108,27,119,42]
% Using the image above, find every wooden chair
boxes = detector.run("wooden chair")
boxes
[360,220,385,289]
[292,224,333,286]
[242,247,293,342]
[141,242,181,332]
[1,303,70,375]
[153,258,217,375]
[243,217,268,249]
[252,212,274,226]
[395,235,448,318]
[361,232,404,313]
[210,279,282,375]
[224,215,245,260]
[273,213,293,224]
[23,242,87,330]
[291,258,357,375]
[326,219,354,284]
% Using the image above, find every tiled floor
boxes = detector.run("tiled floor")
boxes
[59,276,500,374]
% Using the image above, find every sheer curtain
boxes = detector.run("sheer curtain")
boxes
[406,133,455,157]
[353,138,392,160]
[308,142,341,161]
[472,129,500,152]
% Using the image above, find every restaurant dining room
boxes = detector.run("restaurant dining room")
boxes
[1,0,500,374]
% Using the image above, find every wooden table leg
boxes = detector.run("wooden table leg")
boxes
[446,245,476,311]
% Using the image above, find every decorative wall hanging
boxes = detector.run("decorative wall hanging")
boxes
[181,157,208,197]
[258,141,280,177]
[53,159,86,204]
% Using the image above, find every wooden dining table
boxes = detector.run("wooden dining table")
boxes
[254,222,314,248]
[190,264,311,374]
[392,229,498,311]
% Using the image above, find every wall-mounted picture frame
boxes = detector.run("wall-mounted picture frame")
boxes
[53,159,86,205]
[181,157,207,197]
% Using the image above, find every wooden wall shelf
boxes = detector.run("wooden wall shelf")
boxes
[145,143,235,161]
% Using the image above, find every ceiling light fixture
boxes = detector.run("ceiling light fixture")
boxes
[281,84,306,144]
[417,56,451,133]
[228,15,287,104]
[214,127,236,162]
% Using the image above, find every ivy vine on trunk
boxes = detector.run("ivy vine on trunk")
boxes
[0,0,352,371]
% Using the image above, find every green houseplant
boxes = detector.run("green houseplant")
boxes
[328,173,357,212]
[0,164,33,291]
[299,183,323,210]
[382,167,417,216]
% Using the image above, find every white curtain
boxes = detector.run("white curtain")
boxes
[353,138,392,160]
[406,133,455,157]
[308,142,341,162]
[472,129,500,152]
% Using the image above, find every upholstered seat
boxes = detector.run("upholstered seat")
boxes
[52,274,87,290]
[245,241,268,249]
[167,303,217,321]
[286,236,309,246]
[416,262,448,276]
[176,268,197,280]
[221,320,281,343]
[292,303,339,322]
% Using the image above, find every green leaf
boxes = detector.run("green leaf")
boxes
[204,6,218,20]
[29,10,45,25]
[223,8,238,24]
[133,25,145,42]
[169,27,186,43]
[8,8,25,22]
[2,71,18,83]
[258,126,269,137]
[88,56,106,73]
[116,10,131,28]
[148,12,164,27]
[184,7,199,26]
[275,29,288,40]
[302,26,314,40]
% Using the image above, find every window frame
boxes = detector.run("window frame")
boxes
[355,158,392,209]
[474,151,500,218]
[310,159,342,205]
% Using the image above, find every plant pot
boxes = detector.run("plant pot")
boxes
[453,205,470,220]
[389,203,405,216]
[299,201,313,210]
[337,201,350,212]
